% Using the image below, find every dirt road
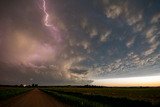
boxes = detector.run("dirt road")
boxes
[0,89,68,107]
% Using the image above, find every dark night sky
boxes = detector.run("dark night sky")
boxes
[0,0,160,86]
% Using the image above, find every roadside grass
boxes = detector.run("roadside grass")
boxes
[42,89,107,107]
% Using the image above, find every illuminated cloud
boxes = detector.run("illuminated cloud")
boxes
[133,22,145,32]
[146,26,157,39]
[126,37,135,48]
[80,18,88,29]
[100,30,111,42]
[143,42,159,56]
[105,5,123,19]
[81,41,90,50]
[89,27,98,38]
[126,14,143,26]
[151,13,160,24]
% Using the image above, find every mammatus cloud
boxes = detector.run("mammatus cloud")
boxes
[143,26,160,56]
[87,52,160,79]
[102,0,143,25]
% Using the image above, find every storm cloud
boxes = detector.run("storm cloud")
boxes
[0,0,160,85]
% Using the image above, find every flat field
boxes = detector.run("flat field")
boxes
[41,86,160,107]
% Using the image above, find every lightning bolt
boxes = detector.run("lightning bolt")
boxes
[42,0,56,29]
[40,0,61,42]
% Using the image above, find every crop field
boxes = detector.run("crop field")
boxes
[0,86,32,100]
[41,86,160,107]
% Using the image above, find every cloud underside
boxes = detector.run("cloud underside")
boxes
[0,0,160,85]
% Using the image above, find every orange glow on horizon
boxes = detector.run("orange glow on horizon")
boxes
[92,75,160,87]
